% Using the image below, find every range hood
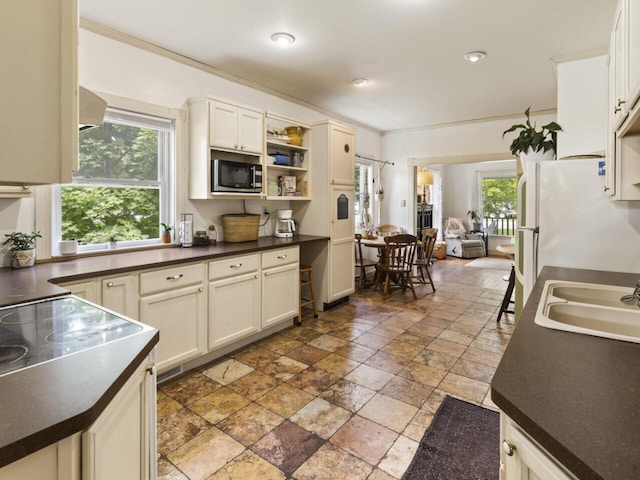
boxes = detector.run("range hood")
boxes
[79,86,107,131]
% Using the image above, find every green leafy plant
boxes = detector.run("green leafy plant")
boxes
[467,210,481,221]
[161,222,173,232]
[502,107,563,156]
[2,231,42,251]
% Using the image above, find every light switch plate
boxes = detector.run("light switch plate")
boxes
[400,200,406,207]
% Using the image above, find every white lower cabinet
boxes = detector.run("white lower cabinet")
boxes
[208,254,261,349]
[61,280,100,304]
[139,264,206,371]
[101,274,139,319]
[83,353,156,480]
[261,247,300,328]
[501,414,576,480]
[0,433,81,480]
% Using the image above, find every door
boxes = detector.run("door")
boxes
[102,275,138,318]
[139,284,206,371]
[261,263,299,328]
[209,101,238,150]
[330,185,355,301]
[83,358,152,480]
[238,108,264,154]
[330,124,355,185]
[209,272,260,349]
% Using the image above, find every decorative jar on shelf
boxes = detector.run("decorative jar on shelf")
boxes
[285,126,303,146]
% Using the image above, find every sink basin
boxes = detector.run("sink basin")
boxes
[535,280,640,344]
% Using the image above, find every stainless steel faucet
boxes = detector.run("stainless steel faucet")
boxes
[620,281,640,307]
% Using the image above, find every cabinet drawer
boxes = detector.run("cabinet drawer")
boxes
[140,263,204,296]
[209,253,260,281]
[262,246,299,269]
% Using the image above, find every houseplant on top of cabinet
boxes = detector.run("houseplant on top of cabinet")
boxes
[2,231,42,268]
[502,107,563,167]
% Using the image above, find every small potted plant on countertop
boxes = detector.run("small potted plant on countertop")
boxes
[160,223,173,243]
[502,107,563,165]
[2,231,42,268]
[467,210,483,232]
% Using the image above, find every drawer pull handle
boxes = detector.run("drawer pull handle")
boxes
[106,281,114,288]
[230,263,243,268]
[502,440,516,456]
[166,274,184,280]
[277,255,287,259]
[265,272,270,276]
[198,287,203,292]
[146,364,156,376]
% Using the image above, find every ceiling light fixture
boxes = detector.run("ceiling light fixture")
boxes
[352,78,369,87]
[271,32,295,46]
[463,51,486,63]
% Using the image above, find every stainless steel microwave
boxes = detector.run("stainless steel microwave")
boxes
[211,159,262,194]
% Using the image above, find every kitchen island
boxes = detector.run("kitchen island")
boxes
[491,266,640,480]
[0,235,328,470]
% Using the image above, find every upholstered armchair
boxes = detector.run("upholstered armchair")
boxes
[442,217,486,258]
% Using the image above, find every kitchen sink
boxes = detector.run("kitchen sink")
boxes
[535,280,640,344]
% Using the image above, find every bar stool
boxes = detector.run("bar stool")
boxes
[299,264,318,325]
[497,265,515,322]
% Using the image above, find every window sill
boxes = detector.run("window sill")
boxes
[44,243,179,263]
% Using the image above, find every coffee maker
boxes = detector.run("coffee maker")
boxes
[274,209,295,238]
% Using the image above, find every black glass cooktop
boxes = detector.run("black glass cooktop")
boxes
[0,296,142,377]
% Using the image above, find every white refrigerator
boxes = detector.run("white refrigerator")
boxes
[516,157,640,306]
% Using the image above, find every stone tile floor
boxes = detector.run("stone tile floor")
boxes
[157,257,515,479]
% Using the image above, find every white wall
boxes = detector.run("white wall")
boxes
[0,198,36,267]
[379,112,556,234]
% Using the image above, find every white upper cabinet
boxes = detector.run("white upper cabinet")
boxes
[209,100,264,154]
[0,0,78,185]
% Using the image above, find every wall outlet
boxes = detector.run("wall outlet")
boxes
[263,206,269,215]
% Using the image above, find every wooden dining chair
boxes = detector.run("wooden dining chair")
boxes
[377,234,418,300]
[354,234,378,291]
[413,228,438,292]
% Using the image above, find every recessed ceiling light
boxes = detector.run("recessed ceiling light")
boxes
[271,32,295,46]
[352,78,369,87]
[463,51,486,63]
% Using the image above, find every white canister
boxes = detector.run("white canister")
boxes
[59,240,78,255]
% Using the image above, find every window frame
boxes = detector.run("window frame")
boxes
[52,103,176,256]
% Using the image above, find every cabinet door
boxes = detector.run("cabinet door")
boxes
[83,358,152,480]
[329,185,355,301]
[629,0,640,108]
[140,284,206,371]
[102,275,138,318]
[261,263,299,328]
[502,416,575,480]
[0,0,77,185]
[0,433,81,480]
[63,280,99,304]
[238,108,264,154]
[209,101,239,150]
[612,1,628,128]
[330,124,355,185]
[209,272,260,350]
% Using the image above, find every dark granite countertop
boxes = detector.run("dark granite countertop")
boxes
[491,266,640,480]
[0,234,327,468]
[0,235,329,307]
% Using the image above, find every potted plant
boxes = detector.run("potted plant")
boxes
[108,236,117,250]
[502,107,563,162]
[467,210,483,232]
[2,231,42,268]
[160,223,173,243]
[376,186,384,202]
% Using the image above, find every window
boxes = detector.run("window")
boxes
[480,174,517,235]
[55,108,174,253]
[355,162,373,231]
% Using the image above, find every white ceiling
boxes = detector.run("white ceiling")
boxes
[79,0,618,132]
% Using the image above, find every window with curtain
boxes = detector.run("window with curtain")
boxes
[54,107,174,253]
[355,162,373,231]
